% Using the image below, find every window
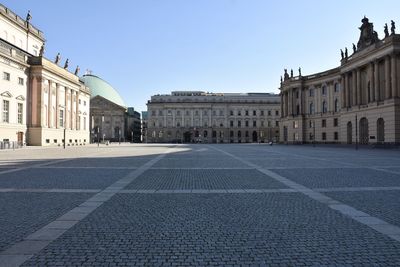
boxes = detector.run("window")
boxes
[78,99,81,104]
[253,110,256,116]
[186,110,189,116]
[167,110,172,115]
[334,83,340,92]
[245,131,249,137]
[230,110,234,116]
[84,101,87,106]
[212,110,216,116]
[151,110,156,116]
[158,110,163,116]
[245,121,249,127]
[275,110,279,116]
[2,100,9,122]
[334,132,339,140]
[261,121,264,127]
[84,117,87,130]
[275,121,279,127]
[195,110,199,116]
[322,101,327,113]
[3,72,10,81]
[333,118,338,127]
[253,121,257,127]
[268,110,271,116]
[230,121,234,127]
[296,90,299,99]
[322,86,327,95]
[238,121,241,127]
[293,121,298,129]
[18,77,24,85]
[322,132,327,140]
[230,131,234,137]
[238,110,241,116]
[177,110,181,116]
[260,110,264,116]
[17,103,23,124]
[322,119,326,128]
[309,102,314,114]
[59,109,64,127]
[309,88,314,97]
[334,99,339,112]
[245,110,249,116]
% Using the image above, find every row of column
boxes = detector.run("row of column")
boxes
[341,54,398,108]
[44,79,80,130]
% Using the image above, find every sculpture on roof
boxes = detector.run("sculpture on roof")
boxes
[357,16,379,51]
[64,59,69,69]
[55,53,61,64]
[26,10,31,23]
[352,43,356,54]
[74,65,80,76]
[345,47,348,58]
[391,20,396,35]
[340,49,344,59]
[384,23,389,38]
[39,44,45,57]
[284,69,289,80]
[298,67,301,76]
[290,69,293,78]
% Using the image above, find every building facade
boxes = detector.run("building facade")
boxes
[147,91,280,143]
[0,4,90,146]
[280,17,400,145]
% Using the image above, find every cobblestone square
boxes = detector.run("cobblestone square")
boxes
[1,144,400,266]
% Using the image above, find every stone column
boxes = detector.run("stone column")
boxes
[55,84,59,128]
[64,88,68,129]
[280,94,284,117]
[352,71,357,106]
[47,80,52,128]
[374,61,380,101]
[346,73,351,107]
[76,91,80,130]
[391,54,398,98]
[356,69,361,105]
[370,62,375,102]
[288,89,292,115]
[341,75,346,108]
[299,88,303,114]
[385,56,391,99]
[71,90,75,130]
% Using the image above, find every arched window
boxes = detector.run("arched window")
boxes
[334,99,339,112]
[238,131,241,137]
[322,101,327,113]
[309,102,314,114]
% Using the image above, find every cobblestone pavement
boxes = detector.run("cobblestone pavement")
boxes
[0,144,399,266]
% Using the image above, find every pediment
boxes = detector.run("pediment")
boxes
[0,91,12,98]
[16,95,25,101]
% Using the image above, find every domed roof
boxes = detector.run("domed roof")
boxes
[81,74,126,107]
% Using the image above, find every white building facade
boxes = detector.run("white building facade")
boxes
[147,91,280,143]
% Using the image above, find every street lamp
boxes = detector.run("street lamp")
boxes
[119,128,121,145]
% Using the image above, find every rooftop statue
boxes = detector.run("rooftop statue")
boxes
[352,43,356,54]
[26,10,31,23]
[345,47,348,58]
[340,49,344,59]
[384,23,389,38]
[55,53,61,64]
[290,69,293,78]
[298,67,301,76]
[284,69,289,80]
[391,20,396,35]
[357,16,379,51]
[64,59,69,69]
[39,44,45,57]
[74,66,80,76]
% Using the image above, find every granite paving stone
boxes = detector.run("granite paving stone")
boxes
[126,169,288,190]
[22,193,400,266]
[0,192,93,251]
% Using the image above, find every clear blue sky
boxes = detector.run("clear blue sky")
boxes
[3,0,400,112]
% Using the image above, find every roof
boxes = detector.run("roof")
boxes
[80,74,126,107]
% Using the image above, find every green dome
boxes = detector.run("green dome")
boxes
[81,74,126,107]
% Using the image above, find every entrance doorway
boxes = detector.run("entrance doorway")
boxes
[377,118,384,143]
[359,117,369,144]
[252,131,258,142]
[17,132,23,146]
[347,122,352,144]
[183,131,192,143]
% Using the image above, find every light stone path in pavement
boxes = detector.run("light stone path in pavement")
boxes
[0,144,400,266]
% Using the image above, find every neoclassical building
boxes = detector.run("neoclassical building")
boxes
[81,74,141,143]
[280,17,400,145]
[147,91,280,143]
[0,4,90,146]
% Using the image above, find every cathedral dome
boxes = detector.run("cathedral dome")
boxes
[80,74,126,107]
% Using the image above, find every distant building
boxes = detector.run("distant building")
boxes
[0,4,90,147]
[280,17,400,145]
[147,91,280,143]
[81,74,140,143]
[126,107,141,143]
[141,111,148,142]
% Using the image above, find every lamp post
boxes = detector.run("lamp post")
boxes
[97,126,99,147]
[63,128,66,149]
[119,128,121,145]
